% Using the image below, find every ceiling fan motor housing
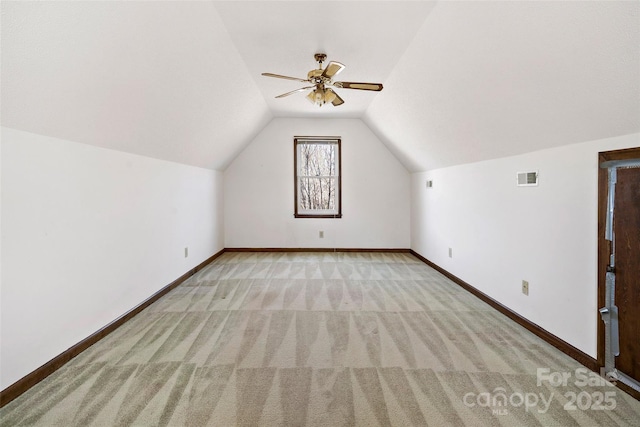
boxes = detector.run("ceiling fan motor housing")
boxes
[307,69,329,84]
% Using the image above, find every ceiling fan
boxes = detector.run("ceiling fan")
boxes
[262,53,383,107]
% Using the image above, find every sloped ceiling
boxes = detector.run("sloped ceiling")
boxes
[1,1,271,171]
[364,1,640,171]
[2,1,639,172]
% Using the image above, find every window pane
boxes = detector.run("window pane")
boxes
[299,143,335,177]
[299,177,336,210]
[294,137,341,218]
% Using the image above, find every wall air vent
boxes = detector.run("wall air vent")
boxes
[517,171,538,187]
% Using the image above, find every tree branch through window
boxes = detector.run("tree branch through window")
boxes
[294,137,342,218]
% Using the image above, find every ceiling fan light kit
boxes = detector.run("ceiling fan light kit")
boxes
[262,53,383,107]
[306,86,340,106]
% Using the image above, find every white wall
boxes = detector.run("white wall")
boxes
[0,127,224,389]
[411,133,639,358]
[225,118,410,249]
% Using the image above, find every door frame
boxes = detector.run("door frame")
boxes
[597,146,640,400]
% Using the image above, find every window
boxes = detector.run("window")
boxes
[294,137,342,218]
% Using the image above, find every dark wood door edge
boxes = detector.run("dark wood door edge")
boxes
[597,147,640,401]
[0,248,226,408]
[409,250,599,372]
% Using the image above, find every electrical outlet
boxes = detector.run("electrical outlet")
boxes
[184,247,189,258]
[448,248,453,258]
[319,231,324,238]
[522,280,529,296]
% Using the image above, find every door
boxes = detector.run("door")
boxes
[598,147,640,399]
[613,166,640,385]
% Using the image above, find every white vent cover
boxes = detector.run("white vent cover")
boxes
[517,171,538,186]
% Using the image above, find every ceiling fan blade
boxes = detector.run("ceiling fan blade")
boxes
[333,81,383,91]
[262,72,309,83]
[321,61,345,79]
[331,90,344,106]
[275,86,315,98]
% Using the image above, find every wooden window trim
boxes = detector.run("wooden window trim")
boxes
[294,137,342,219]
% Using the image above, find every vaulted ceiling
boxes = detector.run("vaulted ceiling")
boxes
[2,1,638,172]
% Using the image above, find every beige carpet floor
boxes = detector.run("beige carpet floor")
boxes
[1,251,639,426]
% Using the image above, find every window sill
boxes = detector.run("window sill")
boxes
[294,214,343,219]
